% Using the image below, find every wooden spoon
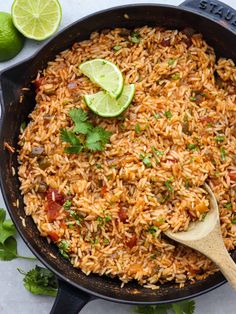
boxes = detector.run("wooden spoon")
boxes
[165,183,236,290]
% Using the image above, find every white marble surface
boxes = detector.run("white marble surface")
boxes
[1,0,236,313]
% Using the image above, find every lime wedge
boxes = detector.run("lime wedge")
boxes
[84,84,135,118]
[79,59,124,99]
[11,0,62,41]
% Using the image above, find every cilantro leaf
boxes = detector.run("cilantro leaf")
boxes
[0,210,16,243]
[133,304,171,314]
[0,237,17,261]
[18,265,58,297]
[133,300,195,314]
[0,208,36,261]
[86,127,112,151]
[58,240,69,259]
[172,300,195,314]
[61,108,112,154]
[60,129,83,154]
[69,108,93,134]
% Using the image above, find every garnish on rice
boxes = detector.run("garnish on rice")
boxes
[60,108,112,154]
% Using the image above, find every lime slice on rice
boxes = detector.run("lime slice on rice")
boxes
[84,84,135,118]
[79,59,124,99]
[11,0,62,41]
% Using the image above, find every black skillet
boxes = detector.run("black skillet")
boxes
[1,0,236,313]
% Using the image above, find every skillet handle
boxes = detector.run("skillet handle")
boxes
[180,0,236,33]
[50,279,95,314]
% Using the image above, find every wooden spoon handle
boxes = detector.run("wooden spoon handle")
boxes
[211,249,236,291]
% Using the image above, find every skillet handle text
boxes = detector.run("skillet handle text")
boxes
[180,0,236,33]
[50,279,95,314]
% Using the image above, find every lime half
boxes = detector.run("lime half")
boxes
[79,59,124,99]
[11,0,62,41]
[84,84,135,118]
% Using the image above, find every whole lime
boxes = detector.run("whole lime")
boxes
[0,12,24,62]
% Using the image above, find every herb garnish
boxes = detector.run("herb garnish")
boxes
[148,226,158,234]
[151,146,164,163]
[168,59,175,65]
[135,123,141,134]
[164,110,172,119]
[18,265,58,297]
[164,177,174,193]
[58,240,69,259]
[154,112,160,119]
[187,143,197,151]
[130,31,141,44]
[113,45,122,51]
[140,152,152,168]
[220,147,226,161]
[224,202,232,209]
[61,108,112,153]
[171,72,180,80]
[133,300,195,314]
[214,135,225,143]
[0,208,35,261]
[63,200,72,210]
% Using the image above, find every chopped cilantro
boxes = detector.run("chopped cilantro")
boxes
[231,219,236,224]
[96,163,102,169]
[130,32,140,44]
[164,110,172,119]
[135,123,141,134]
[214,135,225,143]
[220,147,226,161]
[168,59,175,65]
[58,240,69,259]
[185,178,189,189]
[154,112,160,119]
[63,200,72,210]
[113,45,122,51]
[151,146,164,156]
[187,143,197,151]
[171,72,180,80]
[104,238,110,245]
[164,178,174,192]
[105,215,111,222]
[224,202,232,209]
[189,96,196,101]
[97,216,103,223]
[148,226,158,234]
[140,153,152,168]
[151,146,164,163]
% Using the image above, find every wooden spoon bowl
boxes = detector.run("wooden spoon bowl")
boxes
[165,183,236,291]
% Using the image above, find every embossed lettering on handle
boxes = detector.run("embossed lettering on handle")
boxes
[180,0,236,31]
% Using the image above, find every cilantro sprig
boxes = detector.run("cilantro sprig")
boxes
[133,300,195,314]
[0,208,35,261]
[61,108,112,153]
[18,265,58,297]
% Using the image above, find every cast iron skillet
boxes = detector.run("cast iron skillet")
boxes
[1,0,236,313]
